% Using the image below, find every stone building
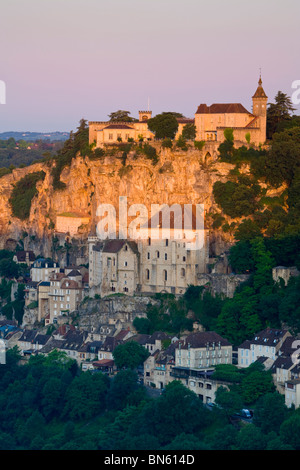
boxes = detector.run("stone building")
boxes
[237,328,291,368]
[89,111,154,146]
[48,270,84,324]
[88,203,209,296]
[89,77,267,147]
[194,76,267,146]
[56,212,90,236]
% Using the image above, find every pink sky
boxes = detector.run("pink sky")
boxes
[0,0,299,132]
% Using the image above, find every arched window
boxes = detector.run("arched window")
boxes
[156,251,160,258]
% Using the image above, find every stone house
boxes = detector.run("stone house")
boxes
[48,270,84,323]
[13,250,35,266]
[164,331,233,403]
[237,328,291,368]
[89,111,154,147]
[31,259,60,283]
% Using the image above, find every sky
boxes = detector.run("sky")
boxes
[0,0,299,132]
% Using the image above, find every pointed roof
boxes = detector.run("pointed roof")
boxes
[252,75,268,99]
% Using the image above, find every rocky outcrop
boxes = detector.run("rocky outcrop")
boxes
[0,144,236,260]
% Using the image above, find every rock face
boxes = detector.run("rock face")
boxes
[74,295,157,332]
[0,143,235,260]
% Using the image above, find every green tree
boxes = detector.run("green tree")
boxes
[107,369,146,411]
[236,424,267,450]
[240,369,275,404]
[267,91,296,139]
[253,392,288,434]
[214,386,244,420]
[265,127,300,186]
[113,341,150,369]
[63,371,109,420]
[108,110,136,122]
[182,123,196,140]
[147,113,179,139]
[280,413,300,450]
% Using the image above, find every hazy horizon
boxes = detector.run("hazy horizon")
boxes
[1,0,299,133]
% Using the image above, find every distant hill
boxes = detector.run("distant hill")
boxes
[0,131,69,142]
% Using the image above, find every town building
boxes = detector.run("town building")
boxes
[88,205,209,296]
[89,111,154,147]
[237,328,291,368]
[48,270,84,324]
[89,77,267,147]
[13,250,35,266]
[31,259,60,283]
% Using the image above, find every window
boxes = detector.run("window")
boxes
[163,270,167,281]
[166,239,169,247]
[156,251,160,258]
[146,269,150,280]
[124,261,128,267]
[181,268,186,277]
[147,252,150,259]
[109,133,113,140]
[165,253,167,260]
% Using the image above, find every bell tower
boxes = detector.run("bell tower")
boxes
[252,74,268,143]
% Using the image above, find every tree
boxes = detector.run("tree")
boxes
[265,127,300,186]
[267,91,296,139]
[214,386,244,419]
[108,110,136,122]
[253,392,288,434]
[63,371,109,420]
[147,113,179,139]
[240,369,275,404]
[182,123,196,140]
[236,424,267,450]
[107,369,145,411]
[113,341,150,369]
[280,413,300,449]
[228,240,255,273]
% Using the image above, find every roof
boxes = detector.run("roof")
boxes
[252,77,268,99]
[176,118,195,124]
[67,269,82,277]
[272,356,294,371]
[125,334,151,346]
[14,251,35,262]
[102,239,139,255]
[103,124,134,130]
[19,329,38,343]
[34,334,51,345]
[38,338,65,354]
[180,331,232,349]
[196,103,251,115]
[147,331,172,344]
[93,359,115,368]
[250,328,288,347]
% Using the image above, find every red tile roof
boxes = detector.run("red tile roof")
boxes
[196,103,251,115]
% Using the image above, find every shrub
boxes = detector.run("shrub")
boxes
[9,171,46,220]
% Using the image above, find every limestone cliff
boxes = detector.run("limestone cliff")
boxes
[0,143,250,260]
